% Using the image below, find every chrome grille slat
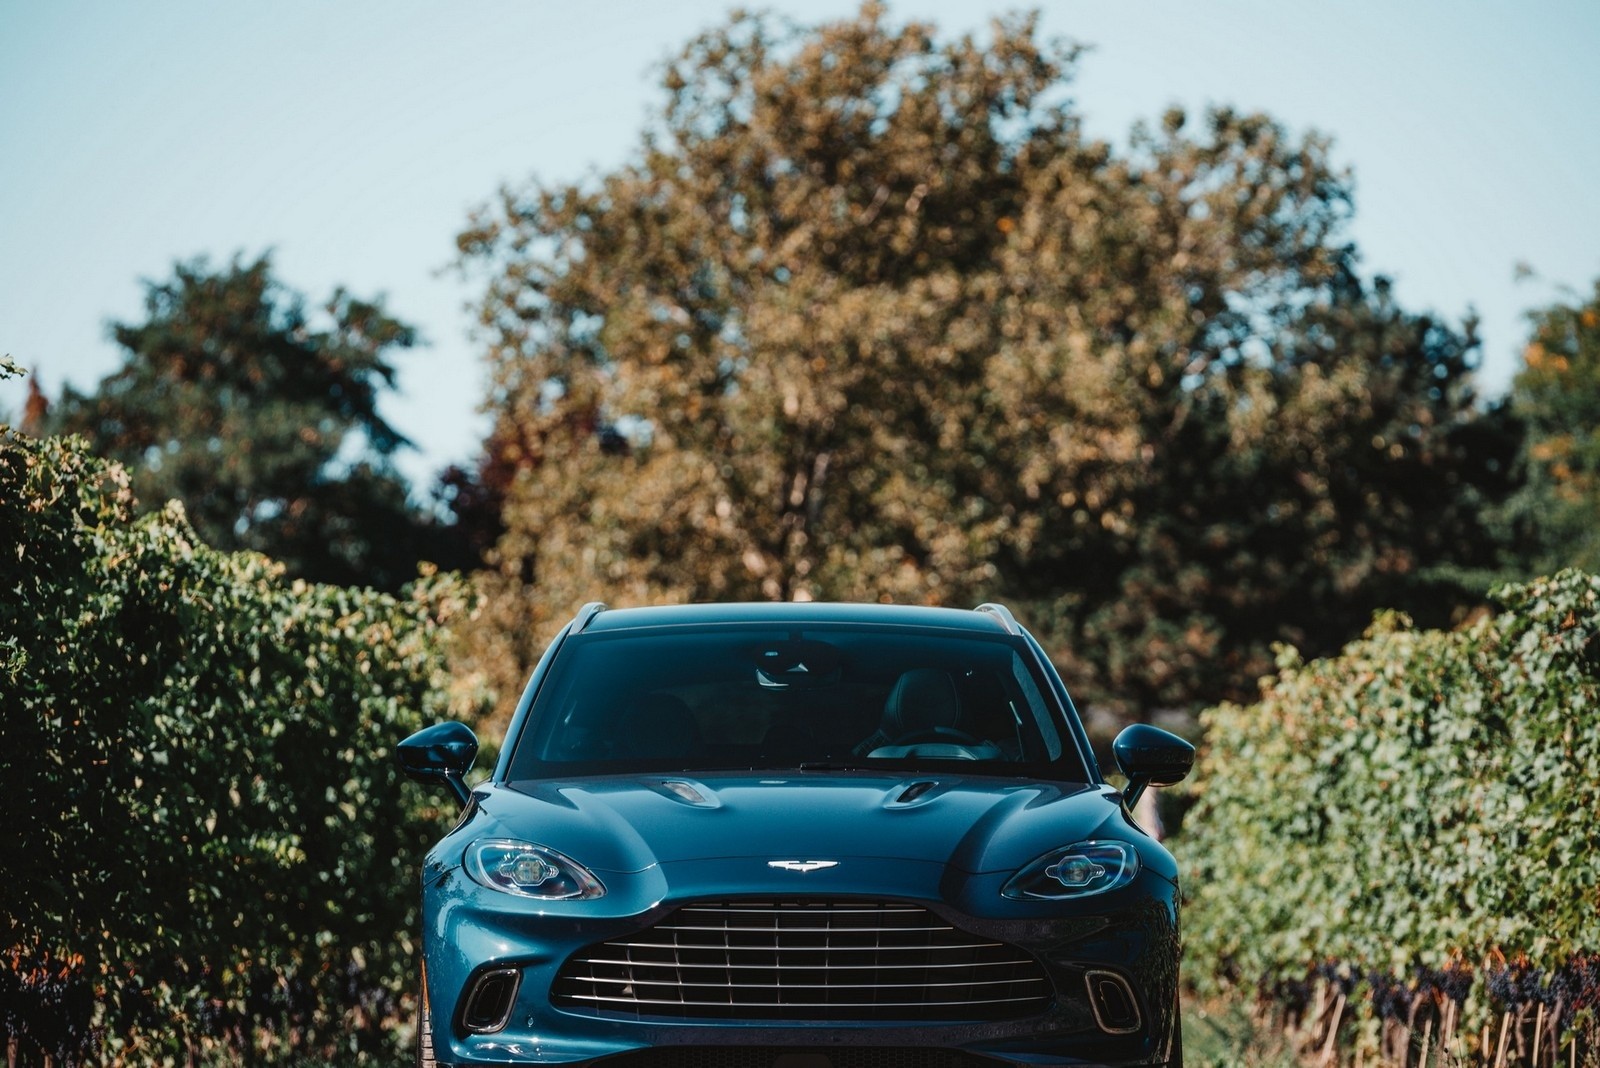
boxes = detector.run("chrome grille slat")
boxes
[677,905,925,914]
[655,923,957,933]
[601,940,1002,951]
[576,956,1028,969]
[551,899,1052,1022]
[571,975,1048,990]
[566,992,1044,1008]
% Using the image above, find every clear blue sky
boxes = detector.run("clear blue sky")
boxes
[3,0,1597,488]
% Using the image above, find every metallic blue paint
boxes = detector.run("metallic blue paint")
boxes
[403,603,1188,1067]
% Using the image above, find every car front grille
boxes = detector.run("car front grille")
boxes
[551,900,1051,1022]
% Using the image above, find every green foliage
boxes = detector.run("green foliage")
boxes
[0,425,479,1061]
[1502,278,1600,574]
[458,2,1510,725]
[1181,570,1600,1052]
[44,253,471,592]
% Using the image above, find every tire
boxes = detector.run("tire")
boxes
[1168,1002,1185,1067]
[418,960,438,1068]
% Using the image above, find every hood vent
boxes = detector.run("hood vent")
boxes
[889,780,939,806]
[660,779,719,808]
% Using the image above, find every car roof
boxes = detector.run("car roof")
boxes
[578,601,1017,636]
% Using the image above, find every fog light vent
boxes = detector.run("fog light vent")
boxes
[1084,968,1141,1034]
[460,967,520,1034]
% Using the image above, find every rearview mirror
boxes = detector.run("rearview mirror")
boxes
[398,721,479,807]
[1112,723,1194,809]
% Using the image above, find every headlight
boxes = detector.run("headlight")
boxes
[464,839,605,900]
[1002,841,1139,900]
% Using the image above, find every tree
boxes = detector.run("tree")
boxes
[1500,277,1600,573]
[46,254,468,590]
[457,3,1510,722]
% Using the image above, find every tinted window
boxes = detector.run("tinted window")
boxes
[506,624,1089,781]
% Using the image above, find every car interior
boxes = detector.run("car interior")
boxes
[515,628,1081,777]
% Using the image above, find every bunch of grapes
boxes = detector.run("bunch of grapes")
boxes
[339,954,399,1025]
[1486,962,1531,1012]
[1428,961,1474,1007]
[241,963,322,1034]
[185,964,247,1044]
[1546,955,1600,1034]
[1313,960,1360,997]
[1265,971,1317,1017]
[0,946,98,1065]
[1367,970,1417,1024]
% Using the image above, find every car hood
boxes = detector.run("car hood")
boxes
[469,772,1128,876]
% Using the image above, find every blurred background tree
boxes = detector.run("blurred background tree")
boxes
[455,3,1517,725]
[1497,278,1600,575]
[41,254,474,590]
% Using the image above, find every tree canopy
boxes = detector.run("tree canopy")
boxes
[45,254,468,591]
[457,3,1511,720]
[1500,277,1600,575]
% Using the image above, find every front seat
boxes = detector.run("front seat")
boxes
[853,668,963,756]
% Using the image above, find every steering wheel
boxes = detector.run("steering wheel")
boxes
[889,726,985,748]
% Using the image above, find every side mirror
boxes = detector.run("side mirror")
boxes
[398,721,479,807]
[1112,723,1194,810]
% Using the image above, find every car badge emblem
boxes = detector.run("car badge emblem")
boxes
[768,860,839,873]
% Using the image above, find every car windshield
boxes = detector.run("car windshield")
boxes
[505,623,1091,782]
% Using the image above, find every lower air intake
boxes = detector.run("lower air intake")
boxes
[1084,968,1141,1034]
[459,967,520,1034]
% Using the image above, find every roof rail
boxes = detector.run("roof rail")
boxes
[571,601,608,635]
[974,602,1021,635]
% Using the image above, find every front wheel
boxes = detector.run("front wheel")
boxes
[1168,1003,1184,1067]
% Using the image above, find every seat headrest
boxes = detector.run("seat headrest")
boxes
[881,668,961,738]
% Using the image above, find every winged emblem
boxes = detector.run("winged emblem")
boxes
[767,860,839,873]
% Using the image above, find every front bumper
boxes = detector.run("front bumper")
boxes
[421,857,1180,1066]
